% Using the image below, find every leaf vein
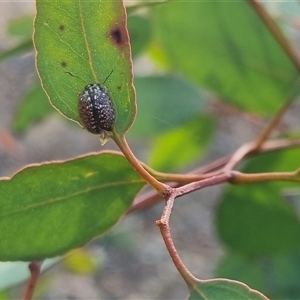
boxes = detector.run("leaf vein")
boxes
[0,179,144,219]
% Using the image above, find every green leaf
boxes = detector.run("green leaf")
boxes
[216,251,300,299]
[0,39,32,63]
[0,152,144,261]
[188,279,268,300]
[7,15,33,39]
[153,1,299,115]
[149,115,214,171]
[13,83,53,133]
[245,147,300,174]
[0,15,34,63]
[216,253,265,294]
[128,15,152,58]
[34,0,135,134]
[217,182,300,256]
[130,75,206,137]
[217,147,300,255]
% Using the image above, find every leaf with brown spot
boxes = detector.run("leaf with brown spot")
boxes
[34,0,136,135]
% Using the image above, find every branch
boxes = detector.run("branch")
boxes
[176,174,229,198]
[156,194,198,287]
[128,138,300,213]
[113,132,172,197]
[248,0,300,73]
[223,99,296,173]
[23,261,42,300]
[230,169,300,184]
[223,0,300,172]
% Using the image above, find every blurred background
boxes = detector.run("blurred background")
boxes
[1,1,300,299]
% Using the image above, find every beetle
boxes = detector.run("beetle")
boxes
[78,83,115,134]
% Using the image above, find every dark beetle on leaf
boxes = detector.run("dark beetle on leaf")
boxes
[78,83,115,134]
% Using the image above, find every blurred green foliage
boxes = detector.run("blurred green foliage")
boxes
[1,1,300,299]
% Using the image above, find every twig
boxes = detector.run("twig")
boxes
[155,166,300,288]
[156,194,198,287]
[222,141,257,174]
[248,0,300,72]
[260,138,300,152]
[176,174,229,198]
[223,99,296,173]
[254,100,294,150]
[140,2,300,287]
[113,132,172,197]
[230,169,300,184]
[128,184,175,213]
[23,261,42,300]
[222,0,300,172]
[146,169,219,184]
[129,138,300,213]
[145,155,231,179]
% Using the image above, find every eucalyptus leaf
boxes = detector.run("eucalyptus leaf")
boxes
[188,279,268,300]
[0,152,144,261]
[153,1,300,115]
[34,0,135,134]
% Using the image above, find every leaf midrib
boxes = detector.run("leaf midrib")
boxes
[78,0,98,83]
[0,179,144,219]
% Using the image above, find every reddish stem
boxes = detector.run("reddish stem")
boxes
[113,132,172,196]
[156,195,198,287]
[248,0,300,72]
[176,173,229,198]
[129,138,300,213]
[23,261,42,300]
[230,169,300,184]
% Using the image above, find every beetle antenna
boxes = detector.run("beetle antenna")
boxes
[65,71,85,83]
[103,69,114,84]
